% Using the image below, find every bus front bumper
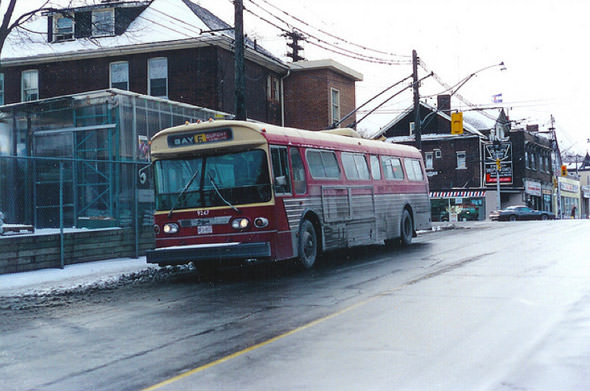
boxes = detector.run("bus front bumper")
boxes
[146,242,271,266]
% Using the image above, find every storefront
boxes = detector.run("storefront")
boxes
[430,191,486,222]
[524,179,542,210]
[557,177,581,219]
[581,185,590,219]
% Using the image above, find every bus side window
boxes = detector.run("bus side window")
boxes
[290,148,307,194]
[381,156,404,180]
[271,146,292,194]
[370,155,381,180]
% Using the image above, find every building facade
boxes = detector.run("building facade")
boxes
[0,0,289,125]
[0,0,361,131]
[373,99,558,221]
[284,60,362,130]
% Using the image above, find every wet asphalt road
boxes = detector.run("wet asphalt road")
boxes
[1,220,590,391]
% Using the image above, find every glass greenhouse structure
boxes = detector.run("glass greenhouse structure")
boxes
[0,89,229,229]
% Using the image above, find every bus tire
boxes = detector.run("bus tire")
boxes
[298,219,318,269]
[400,209,413,247]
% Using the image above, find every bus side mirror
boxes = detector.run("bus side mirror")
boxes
[138,163,152,185]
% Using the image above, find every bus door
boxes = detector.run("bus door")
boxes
[270,146,294,259]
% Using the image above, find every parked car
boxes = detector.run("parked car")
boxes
[489,205,555,221]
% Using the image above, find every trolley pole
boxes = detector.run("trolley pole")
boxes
[234,0,247,120]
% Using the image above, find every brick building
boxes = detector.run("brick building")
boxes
[372,97,557,221]
[284,59,363,130]
[0,0,287,124]
[0,0,361,130]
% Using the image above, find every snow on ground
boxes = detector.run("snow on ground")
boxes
[0,257,155,298]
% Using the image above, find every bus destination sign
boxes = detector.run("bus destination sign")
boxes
[168,128,233,147]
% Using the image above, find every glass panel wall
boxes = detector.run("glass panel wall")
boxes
[0,89,230,228]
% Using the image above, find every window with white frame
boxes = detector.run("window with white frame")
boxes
[330,88,340,125]
[92,9,115,37]
[21,70,39,102]
[148,57,168,98]
[110,61,129,90]
[0,73,4,106]
[54,14,74,41]
[266,76,272,100]
[434,149,442,158]
[273,78,280,102]
[425,152,433,169]
[456,151,466,169]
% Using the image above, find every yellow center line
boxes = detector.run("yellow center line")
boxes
[142,288,402,391]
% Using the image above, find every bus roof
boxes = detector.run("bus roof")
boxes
[150,120,422,159]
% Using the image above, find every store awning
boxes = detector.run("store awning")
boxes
[430,191,485,199]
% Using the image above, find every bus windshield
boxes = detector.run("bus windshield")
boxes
[154,149,271,211]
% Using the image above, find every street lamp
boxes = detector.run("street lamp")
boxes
[419,61,506,132]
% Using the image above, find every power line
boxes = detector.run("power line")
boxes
[243,0,409,65]
[250,0,410,60]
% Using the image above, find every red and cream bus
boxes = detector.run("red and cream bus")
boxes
[146,120,431,269]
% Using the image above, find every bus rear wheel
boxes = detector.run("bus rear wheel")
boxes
[400,209,413,246]
[298,219,318,269]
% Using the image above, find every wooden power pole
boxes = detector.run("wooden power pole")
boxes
[412,49,421,150]
[234,0,247,120]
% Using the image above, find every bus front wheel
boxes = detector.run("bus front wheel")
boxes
[298,220,318,269]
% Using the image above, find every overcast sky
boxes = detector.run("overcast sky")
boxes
[198,0,589,155]
[5,0,589,155]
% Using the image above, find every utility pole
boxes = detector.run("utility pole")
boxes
[549,114,562,218]
[283,30,305,62]
[234,0,247,120]
[412,50,421,150]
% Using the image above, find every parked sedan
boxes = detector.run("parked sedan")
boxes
[489,205,555,221]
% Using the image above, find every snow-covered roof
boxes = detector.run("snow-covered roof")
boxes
[386,133,480,144]
[2,0,286,72]
[369,101,488,140]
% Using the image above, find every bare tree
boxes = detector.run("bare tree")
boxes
[0,0,54,58]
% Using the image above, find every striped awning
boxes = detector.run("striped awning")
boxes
[430,191,485,198]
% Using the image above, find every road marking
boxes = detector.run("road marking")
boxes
[142,295,383,391]
[143,254,487,390]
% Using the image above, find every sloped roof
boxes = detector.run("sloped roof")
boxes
[2,0,286,71]
[369,101,488,140]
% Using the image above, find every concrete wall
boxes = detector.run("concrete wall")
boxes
[0,228,154,275]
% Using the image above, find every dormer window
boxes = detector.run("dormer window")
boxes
[54,14,74,41]
[92,9,115,37]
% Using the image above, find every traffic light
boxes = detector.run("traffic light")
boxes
[561,165,568,176]
[495,158,501,171]
[451,112,463,134]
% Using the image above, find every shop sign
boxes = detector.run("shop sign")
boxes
[582,185,590,198]
[560,181,579,194]
[484,142,513,185]
[525,180,542,197]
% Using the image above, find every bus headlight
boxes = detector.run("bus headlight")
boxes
[231,218,250,230]
[163,223,179,234]
[254,217,269,228]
